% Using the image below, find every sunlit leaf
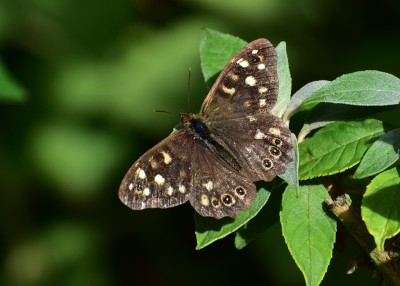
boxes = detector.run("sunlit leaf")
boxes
[281,184,336,286]
[303,71,400,107]
[299,119,385,179]
[200,28,246,87]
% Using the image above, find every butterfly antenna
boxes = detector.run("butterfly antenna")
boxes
[153,109,173,115]
[187,68,192,112]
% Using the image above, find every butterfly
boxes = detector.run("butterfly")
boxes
[119,38,293,219]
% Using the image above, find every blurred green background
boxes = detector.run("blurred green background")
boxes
[0,0,399,285]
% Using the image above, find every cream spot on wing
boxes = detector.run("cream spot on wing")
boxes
[161,151,172,164]
[258,86,268,94]
[166,186,174,196]
[252,49,258,54]
[259,98,267,107]
[245,76,256,86]
[244,100,251,107]
[150,160,158,169]
[237,58,249,68]
[143,188,151,196]
[140,202,146,209]
[222,85,236,95]
[202,181,213,191]
[128,183,134,191]
[201,194,210,206]
[230,73,239,81]
[138,168,146,179]
[154,174,165,186]
[178,184,186,193]
[258,63,266,70]
[255,129,267,139]
[269,127,281,136]
[247,115,256,122]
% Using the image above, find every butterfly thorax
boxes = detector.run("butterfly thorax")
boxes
[180,112,210,139]
[180,111,241,171]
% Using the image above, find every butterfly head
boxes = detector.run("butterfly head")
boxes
[180,112,210,139]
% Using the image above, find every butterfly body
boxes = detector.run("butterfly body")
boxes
[119,39,293,218]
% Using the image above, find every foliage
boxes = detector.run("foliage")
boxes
[0,59,25,103]
[196,29,400,286]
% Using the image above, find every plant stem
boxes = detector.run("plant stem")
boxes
[325,195,400,286]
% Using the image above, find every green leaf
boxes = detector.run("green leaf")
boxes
[298,104,388,143]
[354,128,400,178]
[280,184,336,286]
[195,187,271,250]
[285,80,330,121]
[299,119,385,180]
[200,28,247,87]
[0,58,26,102]
[272,41,291,118]
[303,71,400,107]
[361,167,400,251]
[279,133,299,188]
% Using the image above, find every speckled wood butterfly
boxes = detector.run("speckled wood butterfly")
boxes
[119,39,293,219]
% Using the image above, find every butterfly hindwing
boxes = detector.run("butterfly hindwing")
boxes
[209,113,293,183]
[119,129,257,218]
[186,136,256,218]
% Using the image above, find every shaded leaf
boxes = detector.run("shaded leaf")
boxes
[279,133,299,188]
[0,59,26,102]
[354,128,400,178]
[272,42,291,118]
[361,167,400,251]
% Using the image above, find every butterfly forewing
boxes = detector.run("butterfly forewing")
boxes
[201,38,292,186]
[201,39,278,119]
[119,130,192,210]
[119,38,293,219]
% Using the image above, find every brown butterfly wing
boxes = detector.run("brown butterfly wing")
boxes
[200,38,292,183]
[207,113,293,183]
[119,129,256,218]
[201,38,278,119]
